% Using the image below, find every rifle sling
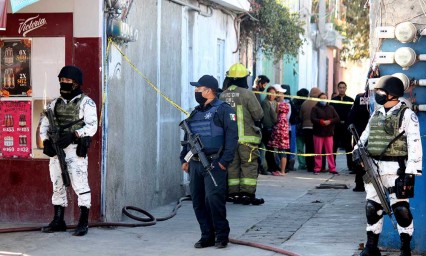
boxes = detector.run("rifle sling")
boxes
[59,118,84,131]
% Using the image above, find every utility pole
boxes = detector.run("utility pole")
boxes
[317,0,326,92]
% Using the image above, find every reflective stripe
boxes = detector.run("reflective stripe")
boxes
[240,178,257,186]
[236,105,261,144]
[228,85,237,91]
[228,179,240,186]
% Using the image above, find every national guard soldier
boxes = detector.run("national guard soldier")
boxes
[354,76,422,256]
[40,65,98,236]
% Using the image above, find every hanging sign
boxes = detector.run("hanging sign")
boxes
[10,0,39,13]
[0,100,32,158]
[0,39,32,97]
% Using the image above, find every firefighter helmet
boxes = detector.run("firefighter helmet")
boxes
[226,63,249,78]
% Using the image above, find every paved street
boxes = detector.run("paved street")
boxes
[0,154,423,256]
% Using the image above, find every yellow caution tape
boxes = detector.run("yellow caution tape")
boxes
[101,38,189,127]
[253,91,354,105]
[241,142,352,157]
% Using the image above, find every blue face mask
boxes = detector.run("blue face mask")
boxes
[318,101,327,106]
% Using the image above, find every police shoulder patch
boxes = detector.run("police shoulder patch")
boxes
[230,113,236,121]
[411,113,419,123]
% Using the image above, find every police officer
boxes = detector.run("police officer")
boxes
[219,63,264,205]
[40,65,98,236]
[354,76,422,256]
[180,75,238,249]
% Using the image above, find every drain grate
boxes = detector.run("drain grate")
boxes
[316,183,349,189]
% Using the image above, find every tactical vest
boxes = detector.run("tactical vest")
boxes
[54,95,85,133]
[367,105,408,157]
[188,100,225,155]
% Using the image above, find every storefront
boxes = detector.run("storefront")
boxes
[0,4,102,224]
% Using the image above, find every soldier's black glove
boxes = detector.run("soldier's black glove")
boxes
[43,140,57,157]
[352,148,361,166]
[57,132,76,148]
[397,167,406,176]
[76,136,92,158]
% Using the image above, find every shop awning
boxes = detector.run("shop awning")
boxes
[10,0,39,13]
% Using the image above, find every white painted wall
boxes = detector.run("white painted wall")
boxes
[299,38,317,90]
[8,0,103,37]
[192,7,239,82]
[73,0,103,37]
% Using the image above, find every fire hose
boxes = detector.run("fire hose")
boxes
[0,196,299,256]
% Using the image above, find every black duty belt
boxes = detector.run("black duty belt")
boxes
[192,154,220,162]
[372,156,406,162]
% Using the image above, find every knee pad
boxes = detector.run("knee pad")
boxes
[392,202,413,227]
[366,200,383,225]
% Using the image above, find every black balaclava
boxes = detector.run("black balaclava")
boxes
[60,82,82,100]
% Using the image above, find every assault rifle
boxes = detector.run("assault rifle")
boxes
[348,124,396,229]
[179,119,217,187]
[45,108,71,187]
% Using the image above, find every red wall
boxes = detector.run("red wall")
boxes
[0,13,102,224]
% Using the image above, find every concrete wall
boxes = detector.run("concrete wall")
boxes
[104,0,240,221]
[104,0,183,221]
[340,60,370,99]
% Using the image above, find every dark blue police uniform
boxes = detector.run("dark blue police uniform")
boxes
[180,98,238,244]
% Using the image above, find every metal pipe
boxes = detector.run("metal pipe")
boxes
[166,0,213,17]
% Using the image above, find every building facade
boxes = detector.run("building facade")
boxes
[0,0,249,224]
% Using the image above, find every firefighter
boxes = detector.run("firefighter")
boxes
[219,63,265,205]
[40,66,98,236]
[354,76,422,256]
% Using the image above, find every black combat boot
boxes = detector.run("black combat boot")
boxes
[41,205,67,233]
[73,206,89,236]
[400,233,412,256]
[241,193,264,205]
[359,231,381,256]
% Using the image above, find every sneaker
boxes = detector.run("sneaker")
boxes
[194,238,215,248]
[272,171,283,176]
[215,240,228,249]
[329,171,339,175]
[313,171,320,175]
